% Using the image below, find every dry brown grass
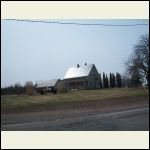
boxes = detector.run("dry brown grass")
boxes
[1,88,149,113]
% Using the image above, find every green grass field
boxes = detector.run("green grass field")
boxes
[1,88,149,113]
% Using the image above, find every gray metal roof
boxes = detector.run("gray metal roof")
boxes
[64,64,94,79]
[36,79,59,88]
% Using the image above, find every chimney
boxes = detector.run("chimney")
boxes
[84,63,87,65]
[77,64,80,68]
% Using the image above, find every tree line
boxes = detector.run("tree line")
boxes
[1,83,26,95]
[1,83,36,95]
[99,72,122,89]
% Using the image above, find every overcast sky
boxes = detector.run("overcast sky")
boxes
[1,19,149,87]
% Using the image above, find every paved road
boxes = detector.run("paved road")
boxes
[1,105,149,131]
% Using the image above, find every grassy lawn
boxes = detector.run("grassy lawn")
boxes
[1,88,149,113]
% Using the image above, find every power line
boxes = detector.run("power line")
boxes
[4,19,149,27]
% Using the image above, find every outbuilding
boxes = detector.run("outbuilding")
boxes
[36,79,61,94]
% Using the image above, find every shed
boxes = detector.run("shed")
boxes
[36,79,61,94]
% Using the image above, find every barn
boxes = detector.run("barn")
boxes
[36,79,61,94]
[63,63,101,90]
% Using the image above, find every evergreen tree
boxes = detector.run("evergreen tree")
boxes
[112,73,116,88]
[99,73,102,88]
[116,73,119,87]
[103,72,106,88]
[119,73,122,88]
[116,73,122,88]
[109,73,113,88]
[105,75,109,88]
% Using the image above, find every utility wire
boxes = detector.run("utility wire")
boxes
[4,19,149,27]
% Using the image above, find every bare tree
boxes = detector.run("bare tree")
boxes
[125,34,149,86]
